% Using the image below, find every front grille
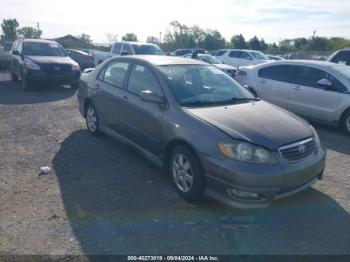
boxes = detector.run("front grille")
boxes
[41,64,72,75]
[279,138,315,163]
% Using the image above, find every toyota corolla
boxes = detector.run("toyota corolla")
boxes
[77,55,326,207]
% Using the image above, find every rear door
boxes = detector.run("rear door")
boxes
[288,65,342,121]
[256,65,293,108]
[121,63,164,155]
[92,60,131,133]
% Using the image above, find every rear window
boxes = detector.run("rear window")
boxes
[330,50,350,65]
[132,44,164,55]
[258,65,292,82]
[216,50,227,56]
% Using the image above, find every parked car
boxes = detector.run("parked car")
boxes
[77,55,325,207]
[9,39,81,91]
[66,49,94,70]
[170,48,206,57]
[215,49,270,68]
[183,53,237,77]
[0,42,12,69]
[328,48,350,66]
[267,55,285,61]
[235,60,350,135]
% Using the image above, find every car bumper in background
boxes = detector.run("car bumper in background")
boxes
[199,147,326,207]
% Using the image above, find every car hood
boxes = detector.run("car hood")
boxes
[213,64,236,70]
[25,55,75,65]
[186,100,313,150]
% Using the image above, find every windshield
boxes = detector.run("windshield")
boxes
[132,44,164,55]
[199,55,222,64]
[23,42,67,57]
[332,65,350,83]
[250,51,268,60]
[158,65,255,107]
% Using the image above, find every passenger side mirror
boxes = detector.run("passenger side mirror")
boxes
[12,50,20,56]
[317,79,333,90]
[245,56,253,60]
[120,51,129,56]
[140,90,165,104]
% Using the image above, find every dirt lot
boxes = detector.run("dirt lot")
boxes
[0,71,350,255]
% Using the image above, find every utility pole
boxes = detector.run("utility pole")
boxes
[159,32,162,43]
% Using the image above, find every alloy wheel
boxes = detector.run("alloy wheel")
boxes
[172,153,194,193]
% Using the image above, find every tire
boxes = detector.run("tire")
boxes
[11,71,18,82]
[85,102,102,136]
[169,145,206,201]
[341,110,350,136]
[22,76,33,91]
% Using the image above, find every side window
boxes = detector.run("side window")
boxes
[294,66,327,88]
[122,44,133,55]
[101,61,130,88]
[111,43,122,55]
[229,51,240,58]
[128,64,162,95]
[240,51,252,60]
[258,65,292,82]
[326,73,346,92]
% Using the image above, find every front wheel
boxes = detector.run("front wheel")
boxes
[341,111,350,136]
[11,71,18,82]
[170,145,206,201]
[85,103,101,136]
[22,77,33,91]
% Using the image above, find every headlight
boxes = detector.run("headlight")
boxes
[218,141,276,164]
[72,63,80,71]
[24,58,40,70]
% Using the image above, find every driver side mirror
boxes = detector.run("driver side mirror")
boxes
[120,51,129,56]
[12,50,20,56]
[317,79,333,90]
[140,90,165,105]
[245,56,253,60]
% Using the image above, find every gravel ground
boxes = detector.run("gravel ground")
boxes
[0,71,349,255]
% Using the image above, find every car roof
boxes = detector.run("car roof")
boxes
[118,55,207,66]
[67,49,88,55]
[21,39,58,44]
[113,41,156,46]
[246,59,341,70]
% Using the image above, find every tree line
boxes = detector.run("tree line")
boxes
[2,18,350,53]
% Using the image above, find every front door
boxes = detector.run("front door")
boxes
[121,63,164,155]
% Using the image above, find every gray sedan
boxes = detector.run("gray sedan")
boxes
[77,55,326,207]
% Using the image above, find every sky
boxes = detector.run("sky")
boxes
[1,0,350,44]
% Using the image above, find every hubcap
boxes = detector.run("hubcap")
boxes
[172,153,193,193]
[86,107,97,132]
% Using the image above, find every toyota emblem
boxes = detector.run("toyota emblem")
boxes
[298,144,306,153]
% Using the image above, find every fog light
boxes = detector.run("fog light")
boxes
[228,189,259,199]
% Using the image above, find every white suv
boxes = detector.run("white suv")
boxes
[215,49,270,68]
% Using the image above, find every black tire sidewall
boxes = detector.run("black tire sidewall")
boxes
[22,76,32,91]
[169,145,206,201]
[342,111,350,136]
[11,71,18,82]
[86,103,101,136]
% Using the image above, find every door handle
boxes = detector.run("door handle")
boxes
[95,83,101,90]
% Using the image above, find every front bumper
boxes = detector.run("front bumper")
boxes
[199,147,326,207]
[24,69,81,85]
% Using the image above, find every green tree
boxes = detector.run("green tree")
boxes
[17,26,42,39]
[146,36,160,44]
[249,36,261,50]
[1,19,19,41]
[76,33,92,45]
[230,34,246,49]
[202,30,226,50]
[122,33,138,42]
[294,37,308,50]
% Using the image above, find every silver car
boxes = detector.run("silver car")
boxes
[236,60,350,136]
[77,56,326,207]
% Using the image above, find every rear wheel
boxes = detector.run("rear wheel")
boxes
[11,71,18,82]
[85,102,101,136]
[341,110,350,136]
[22,77,33,91]
[169,145,206,201]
